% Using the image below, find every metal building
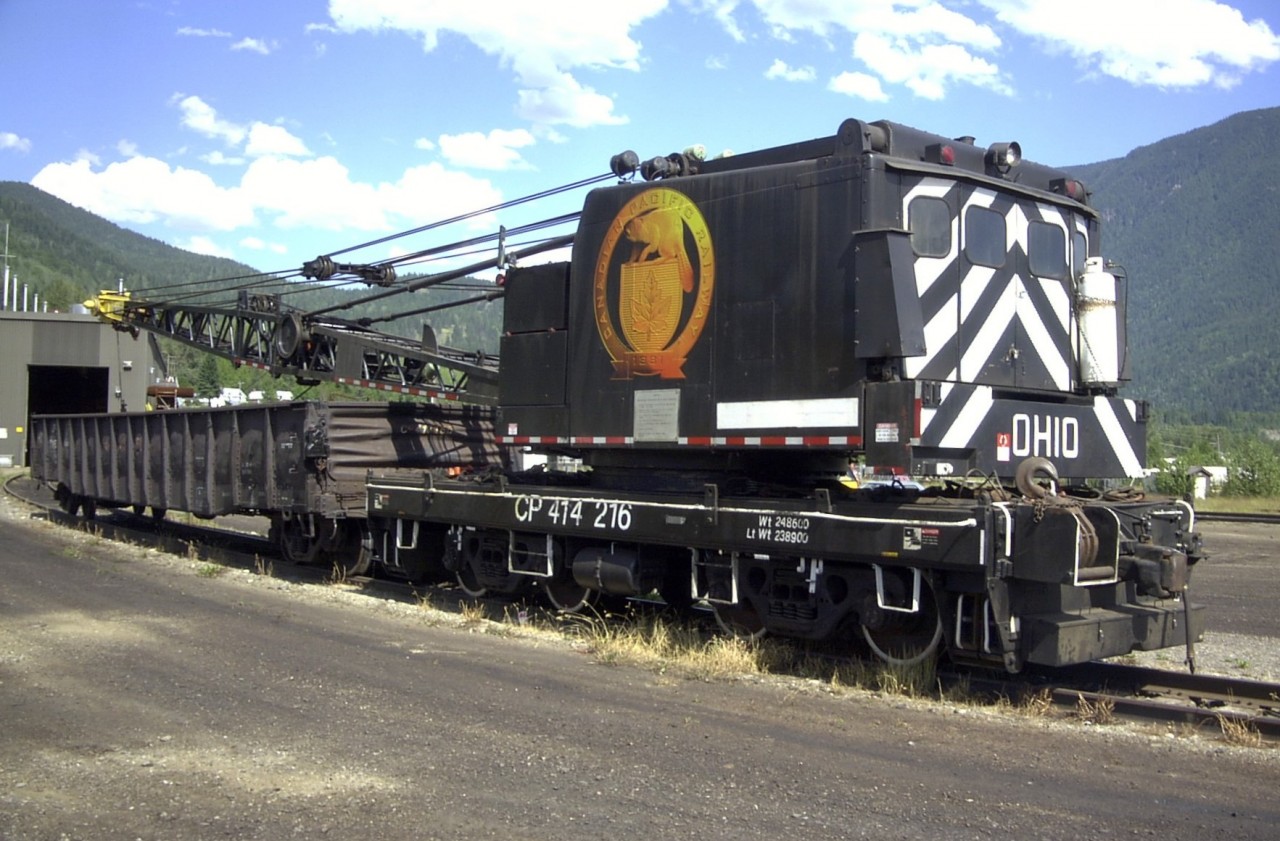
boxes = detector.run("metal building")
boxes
[0,310,162,467]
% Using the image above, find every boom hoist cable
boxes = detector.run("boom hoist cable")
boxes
[94,169,605,328]
[85,175,596,404]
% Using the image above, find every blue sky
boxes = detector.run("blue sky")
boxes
[1,0,1278,280]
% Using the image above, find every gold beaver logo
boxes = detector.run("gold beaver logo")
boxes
[593,188,714,379]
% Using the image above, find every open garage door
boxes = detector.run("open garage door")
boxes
[25,365,110,465]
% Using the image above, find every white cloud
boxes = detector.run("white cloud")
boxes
[177,27,232,38]
[1,132,32,153]
[414,137,437,151]
[690,0,747,42]
[176,95,247,146]
[31,157,255,231]
[116,140,139,157]
[377,163,505,233]
[854,32,1012,99]
[706,0,1010,99]
[29,147,508,263]
[238,155,387,231]
[27,86,509,266]
[181,235,233,258]
[534,125,569,144]
[438,128,536,170]
[516,71,626,127]
[980,0,1280,89]
[240,236,289,255]
[232,37,276,55]
[765,58,816,82]
[176,97,309,159]
[828,70,889,101]
[731,0,1002,49]
[202,150,246,166]
[245,123,311,158]
[326,0,669,128]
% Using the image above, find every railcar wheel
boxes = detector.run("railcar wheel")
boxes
[455,565,488,599]
[712,601,767,641]
[317,518,370,577]
[859,580,943,666]
[276,515,321,565]
[338,538,372,577]
[542,578,598,614]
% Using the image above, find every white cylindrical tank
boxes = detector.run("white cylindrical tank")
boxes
[1077,256,1120,385]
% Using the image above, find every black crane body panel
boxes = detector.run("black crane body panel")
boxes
[499,118,1139,483]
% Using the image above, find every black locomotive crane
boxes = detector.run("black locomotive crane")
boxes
[42,116,1204,674]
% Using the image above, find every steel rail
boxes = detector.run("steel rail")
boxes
[1195,511,1280,525]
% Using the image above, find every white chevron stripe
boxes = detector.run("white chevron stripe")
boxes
[1093,397,1144,478]
[938,386,994,449]
[1018,287,1072,390]
[960,270,1015,381]
[906,295,959,379]
[903,178,959,379]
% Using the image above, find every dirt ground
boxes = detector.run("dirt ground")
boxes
[1,497,1277,840]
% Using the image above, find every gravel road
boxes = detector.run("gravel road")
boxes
[2,494,1277,840]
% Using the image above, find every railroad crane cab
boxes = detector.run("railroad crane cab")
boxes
[48,114,1202,674]
[457,117,1198,672]
[497,118,1142,485]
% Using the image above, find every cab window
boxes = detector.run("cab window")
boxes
[964,206,1005,268]
[1028,221,1067,279]
[1073,231,1088,277]
[908,196,951,258]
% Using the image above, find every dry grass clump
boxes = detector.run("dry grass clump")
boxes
[566,610,945,694]
[820,655,940,698]
[1018,687,1055,717]
[1072,693,1116,725]
[1217,714,1264,748]
[458,599,489,627]
[567,610,773,680]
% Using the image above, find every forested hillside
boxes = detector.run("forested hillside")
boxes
[1069,106,1280,424]
[0,182,259,312]
[0,181,505,394]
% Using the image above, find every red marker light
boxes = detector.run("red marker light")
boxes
[926,143,956,165]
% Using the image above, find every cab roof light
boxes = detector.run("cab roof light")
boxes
[985,141,1021,171]
[925,143,956,165]
[1051,178,1090,204]
[609,150,640,179]
[640,151,701,181]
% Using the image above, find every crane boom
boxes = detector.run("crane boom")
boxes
[86,289,500,404]
[83,234,580,405]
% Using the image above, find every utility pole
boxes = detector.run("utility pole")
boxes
[1,222,9,311]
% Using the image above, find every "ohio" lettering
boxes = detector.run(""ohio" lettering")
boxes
[1011,413,1080,459]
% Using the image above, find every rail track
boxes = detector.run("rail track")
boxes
[1194,511,1280,525]
[973,662,1280,742]
[7,470,1280,744]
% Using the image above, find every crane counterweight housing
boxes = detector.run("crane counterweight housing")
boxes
[47,116,1204,674]
[499,118,1141,483]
